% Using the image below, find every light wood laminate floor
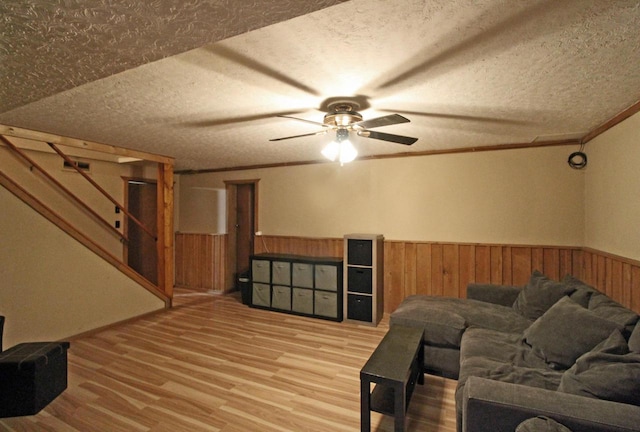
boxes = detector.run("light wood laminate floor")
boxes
[0,289,457,431]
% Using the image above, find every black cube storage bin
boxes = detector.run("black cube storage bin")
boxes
[0,341,71,418]
[347,294,373,322]
[347,239,373,266]
[347,267,373,294]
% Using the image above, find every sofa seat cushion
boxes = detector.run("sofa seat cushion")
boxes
[461,327,548,369]
[390,295,531,348]
[456,355,563,412]
[456,325,564,419]
[424,345,461,379]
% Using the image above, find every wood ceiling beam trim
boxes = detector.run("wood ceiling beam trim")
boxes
[581,100,640,144]
[177,139,581,175]
[0,124,174,165]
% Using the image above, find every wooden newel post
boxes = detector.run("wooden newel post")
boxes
[157,163,175,301]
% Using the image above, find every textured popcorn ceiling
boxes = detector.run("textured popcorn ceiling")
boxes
[1,0,639,171]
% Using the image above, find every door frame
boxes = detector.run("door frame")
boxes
[122,176,158,283]
[224,179,259,291]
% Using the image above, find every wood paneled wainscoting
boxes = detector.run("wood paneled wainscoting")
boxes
[177,234,640,314]
[175,233,227,291]
[383,242,585,313]
[581,248,640,313]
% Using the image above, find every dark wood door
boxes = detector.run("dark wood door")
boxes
[127,180,158,285]
[235,183,254,278]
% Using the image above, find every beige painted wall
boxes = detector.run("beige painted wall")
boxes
[179,145,585,246]
[178,186,226,233]
[0,186,166,348]
[584,111,640,261]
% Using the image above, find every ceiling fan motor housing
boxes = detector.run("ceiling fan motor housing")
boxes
[323,102,363,127]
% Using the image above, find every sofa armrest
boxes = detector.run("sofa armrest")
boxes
[462,376,640,432]
[466,284,522,306]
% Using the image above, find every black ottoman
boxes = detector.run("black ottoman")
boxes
[0,341,71,418]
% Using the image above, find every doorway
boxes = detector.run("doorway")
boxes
[125,179,158,285]
[225,180,259,291]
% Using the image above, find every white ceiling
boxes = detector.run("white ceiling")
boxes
[1,0,639,171]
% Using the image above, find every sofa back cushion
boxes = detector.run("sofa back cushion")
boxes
[562,274,598,308]
[513,271,576,320]
[562,274,639,332]
[588,293,639,332]
[558,330,640,406]
[524,297,621,369]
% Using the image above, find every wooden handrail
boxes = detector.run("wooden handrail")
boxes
[47,142,157,241]
[1,135,128,243]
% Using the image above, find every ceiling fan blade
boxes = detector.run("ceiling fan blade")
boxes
[277,115,328,128]
[380,108,530,125]
[354,114,410,129]
[358,130,417,145]
[179,110,308,128]
[361,1,560,96]
[205,45,320,96]
[269,130,327,141]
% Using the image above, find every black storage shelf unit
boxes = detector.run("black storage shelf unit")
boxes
[344,234,384,326]
[249,253,343,322]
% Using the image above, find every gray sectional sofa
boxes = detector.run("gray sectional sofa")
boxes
[390,271,640,432]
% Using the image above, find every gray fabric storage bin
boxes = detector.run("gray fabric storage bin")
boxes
[292,263,313,288]
[292,288,313,314]
[315,291,338,318]
[252,283,270,307]
[272,261,291,285]
[252,260,270,283]
[315,265,338,291]
[271,286,291,310]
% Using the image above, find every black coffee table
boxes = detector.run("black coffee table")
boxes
[360,325,425,432]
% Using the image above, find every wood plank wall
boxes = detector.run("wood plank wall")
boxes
[581,248,640,314]
[253,235,343,257]
[174,234,640,314]
[174,233,226,291]
[382,241,583,313]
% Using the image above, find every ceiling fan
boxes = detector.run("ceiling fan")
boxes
[270,101,418,145]
[269,101,418,163]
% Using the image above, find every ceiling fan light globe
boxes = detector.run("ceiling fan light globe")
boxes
[339,140,358,164]
[321,141,339,161]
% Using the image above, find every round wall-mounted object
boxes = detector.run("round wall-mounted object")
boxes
[568,151,587,169]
